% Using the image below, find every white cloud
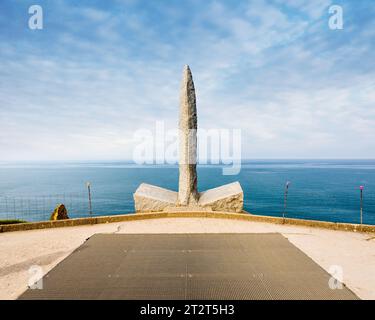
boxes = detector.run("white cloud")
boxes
[0,0,374,160]
[80,7,110,22]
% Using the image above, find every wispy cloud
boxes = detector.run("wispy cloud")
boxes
[0,0,374,160]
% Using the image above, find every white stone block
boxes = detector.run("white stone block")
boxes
[198,182,243,213]
[133,183,177,212]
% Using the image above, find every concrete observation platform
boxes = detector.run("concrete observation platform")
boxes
[19,233,357,300]
[1,216,374,300]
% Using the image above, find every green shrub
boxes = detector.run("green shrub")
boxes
[0,219,27,225]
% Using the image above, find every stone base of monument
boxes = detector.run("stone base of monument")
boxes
[197,182,244,213]
[134,182,243,213]
[133,183,177,213]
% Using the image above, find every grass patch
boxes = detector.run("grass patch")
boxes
[0,219,27,225]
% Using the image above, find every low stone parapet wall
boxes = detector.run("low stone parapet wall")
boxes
[1,211,374,234]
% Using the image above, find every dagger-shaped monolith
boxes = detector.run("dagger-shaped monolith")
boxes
[133,65,243,213]
[178,65,199,206]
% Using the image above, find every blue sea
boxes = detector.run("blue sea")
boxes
[0,160,374,225]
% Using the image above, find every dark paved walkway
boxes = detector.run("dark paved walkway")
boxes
[20,233,358,300]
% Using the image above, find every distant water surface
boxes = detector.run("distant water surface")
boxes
[0,160,374,225]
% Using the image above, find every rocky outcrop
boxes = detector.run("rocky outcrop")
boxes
[50,204,69,220]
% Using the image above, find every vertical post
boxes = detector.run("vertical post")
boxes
[283,181,291,223]
[5,197,8,220]
[13,198,16,219]
[42,195,46,218]
[27,199,31,218]
[86,182,93,216]
[360,185,364,228]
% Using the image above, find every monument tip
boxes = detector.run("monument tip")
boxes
[183,64,191,73]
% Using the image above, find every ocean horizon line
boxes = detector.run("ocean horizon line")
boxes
[1,159,375,171]
[1,158,375,164]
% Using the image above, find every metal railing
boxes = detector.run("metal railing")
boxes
[0,192,89,222]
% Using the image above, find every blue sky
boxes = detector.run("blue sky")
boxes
[0,0,374,160]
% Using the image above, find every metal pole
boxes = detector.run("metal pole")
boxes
[283,181,290,223]
[5,197,8,220]
[360,186,364,227]
[87,182,93,216]
[13,198,16,218]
